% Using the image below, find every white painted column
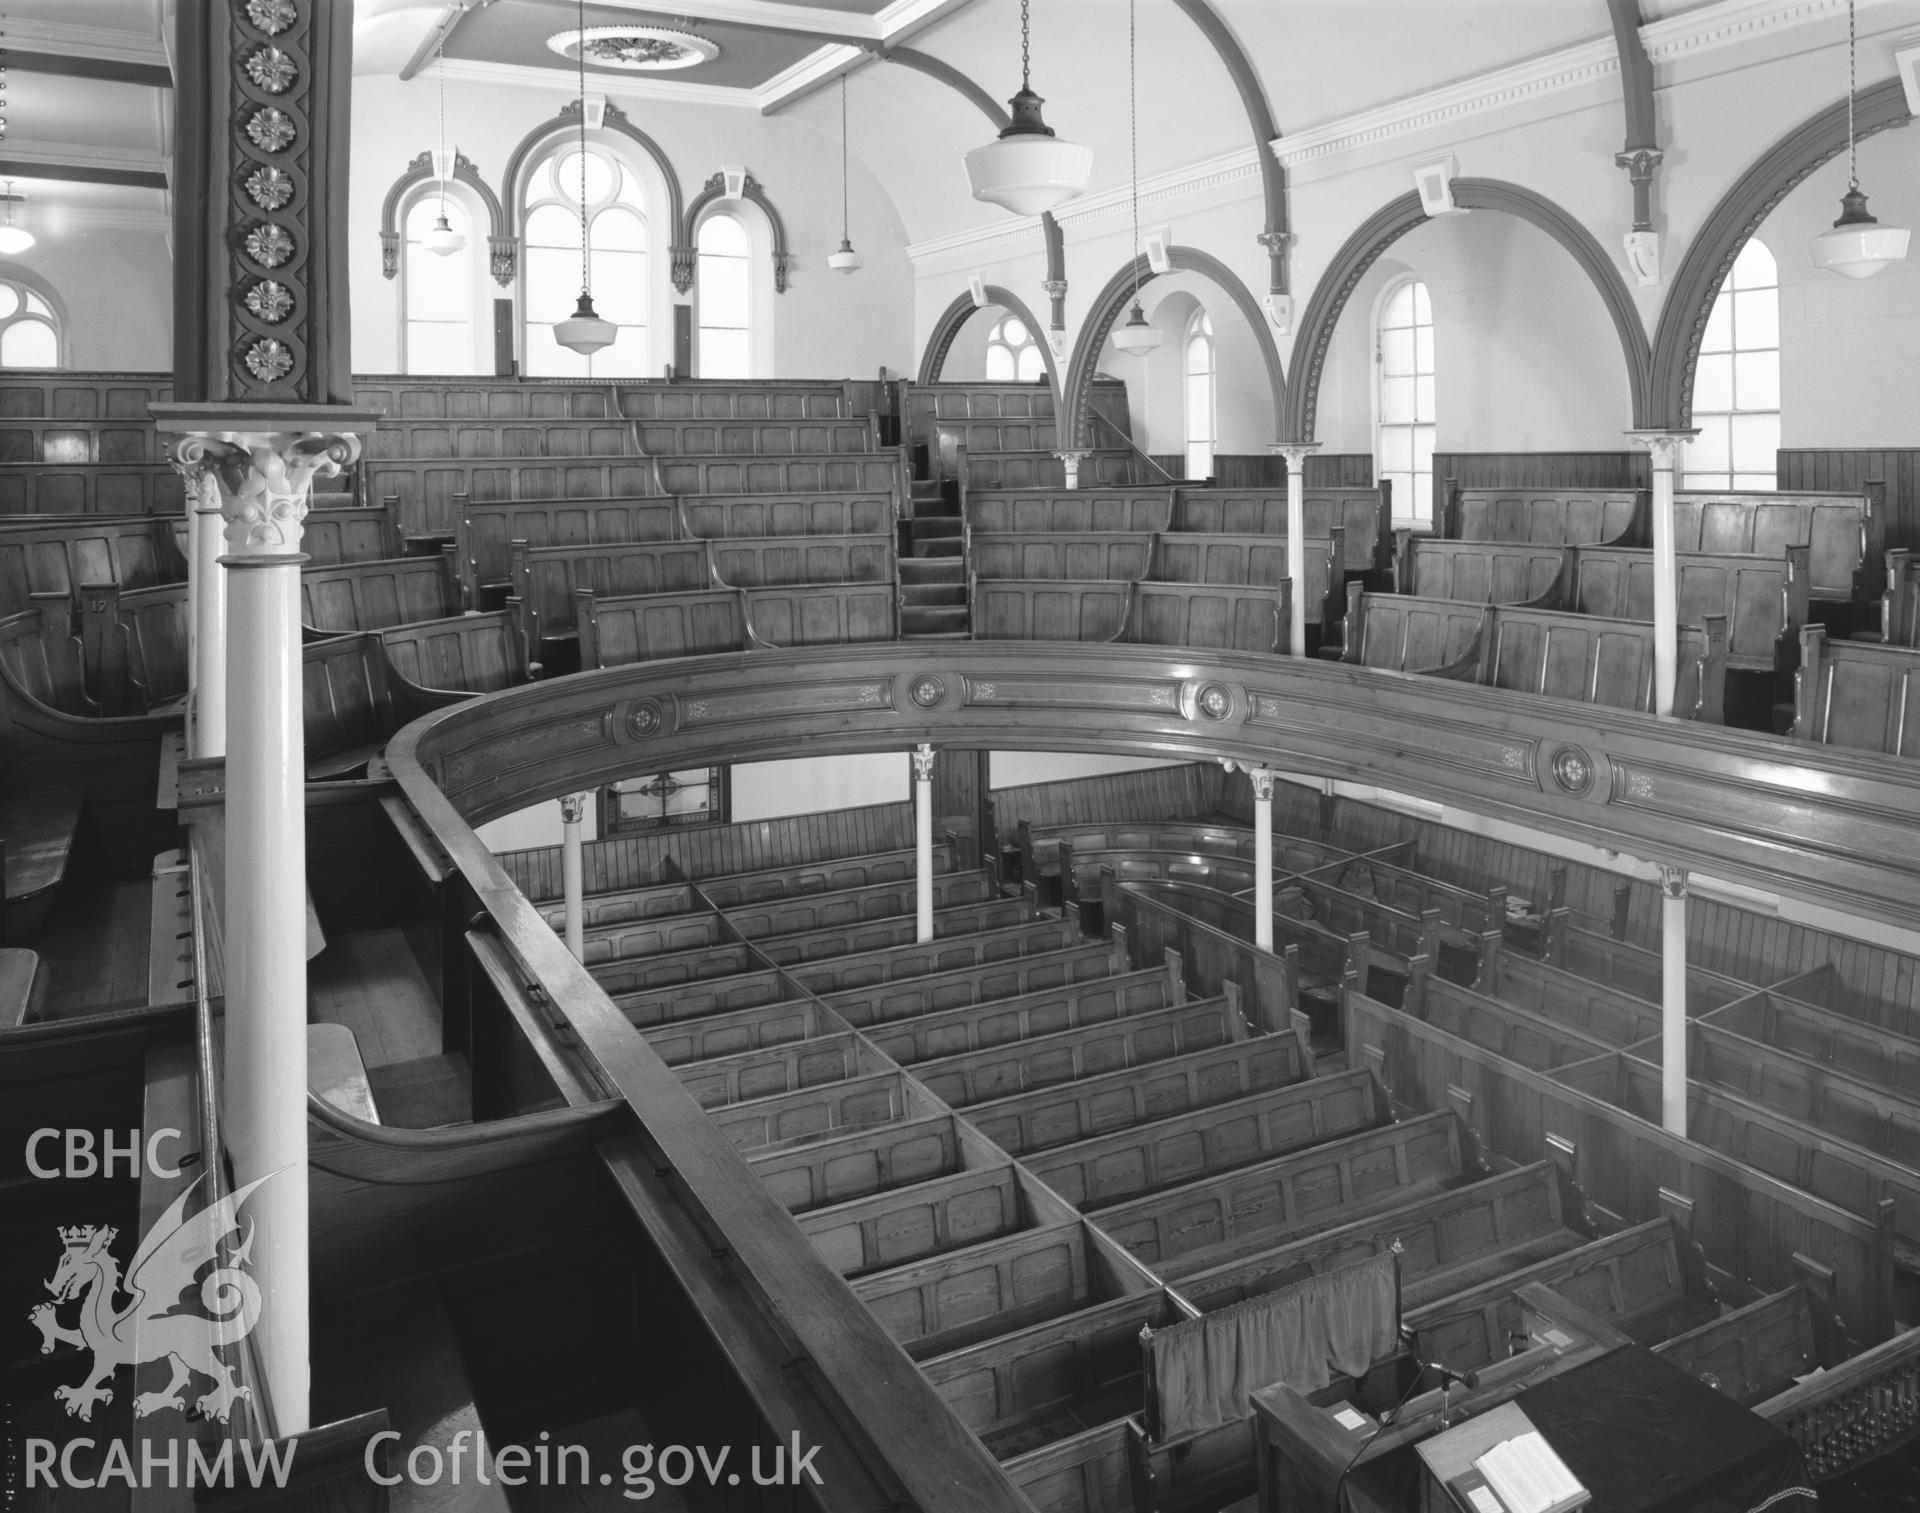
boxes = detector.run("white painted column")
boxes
[209,427,361,1437]
[913,744,936,943]
[1661,865,1689,1137]
[560,793,588,961]
[1626,430,1697,716]
[171,441,231,758]
[1250,767,1275,951]
[1054,450,1090,490]
[1271,442,1321,658]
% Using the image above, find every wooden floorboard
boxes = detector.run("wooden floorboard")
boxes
[37,876,151,1018]
[309,925,442,1067]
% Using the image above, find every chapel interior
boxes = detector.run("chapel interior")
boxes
[9,1,1920,1510]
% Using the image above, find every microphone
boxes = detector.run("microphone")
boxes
[1434,1363,1480,1392]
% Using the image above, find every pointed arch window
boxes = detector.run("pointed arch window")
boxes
[402,196,479,374]
[985,314,1043,383]
[1185,309,1216,480]
[1687,240,1779,491]
[521,145,650,378]
[0,278,60,368]
[696,213,752,379]
[1377,279,1435,525]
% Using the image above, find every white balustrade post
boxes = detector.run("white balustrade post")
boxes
[1270,442,1322,658]
[1626,430,1697,716]
[913,744,936,943]
[1251,767,1275,951]
[561,794,589,960]
[204,425,360,1437]
[1662,865,1689,1136]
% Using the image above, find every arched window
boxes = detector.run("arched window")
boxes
[1688,239,1779,491]
[696,213,752,379]
[1377,279,1435,525]
[402,196,479,374]
[985,314,1043,383]
[1184,309,1216,480]
[521,144,649,378]
[0,277,60,368]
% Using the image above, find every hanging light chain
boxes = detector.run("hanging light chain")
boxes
[840,75,852,241]
[1846,0,1859,190]
[1129,0,1141,302]
[1020,0,1031,94]
[436,30,450,215]
[577,0,590,295]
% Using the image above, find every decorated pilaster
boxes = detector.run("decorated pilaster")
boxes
[560,793,589,960]
[1626,431,1697,717]
[171,440,231,758]
[913,744,936,944]
[1660,865,1689,1136]
[1269,442,1321,658]
[1617,147,1665,285]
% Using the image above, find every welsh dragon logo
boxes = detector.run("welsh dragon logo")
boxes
[28,1172,277,1424]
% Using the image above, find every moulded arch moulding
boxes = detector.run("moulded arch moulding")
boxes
[1282,178,1653,444]
[379,149,512,285]
[1061,247,1287,450]
[499,100,689,291]
[684,170,791,294]
[917,284,1061,396]
[1649,77,1912,430]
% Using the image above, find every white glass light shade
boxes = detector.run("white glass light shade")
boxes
[827,237,863,274]
[1809,186,1909,279]
[964,88,1092,217]
[554,292,617,355]
[1111,301,1162,355]
[0,225,35,256]
[422,212,467,257]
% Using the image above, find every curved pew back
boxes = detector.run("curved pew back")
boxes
[1792,627,1920,758]
[0,516,178,617]
[1674,486,1880,602]
[1443,484,1647,546]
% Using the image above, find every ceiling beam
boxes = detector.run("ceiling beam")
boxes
[7,48,171,89]
[0,157,169,191]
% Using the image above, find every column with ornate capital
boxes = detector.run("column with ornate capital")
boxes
[1055,451,1091,491]
[913,744,936,944]
[1660,865,1689,1136]
[1626,430,1698,717]
[560,793,590,960]
[171,439,230,758]
[1249,767,1275,951]
[1269,442,1321,658]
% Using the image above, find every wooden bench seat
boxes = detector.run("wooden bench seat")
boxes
[677,1030,870,1110]
[1675,485,1882,602]
[638,415,878,457]
[707,1068,909,1152]
[1153,530,1348,627]
[304,503,404,566]
[367,415,640,461]
[0,370,171,418]
[302,631,465,779]
[972,576,1288,654]
[576,584,745,666]
[1403,959,1618,1072]
[654,449,906,500]
[749,1113,964,1214]
[355,375,866,421]
[1706,988,1920,1099]
[530,877,697,928]
[301,553,457,633]
[970,530,1154,583]
[1021,1065,1387,1210]
[1304,853,1508,936]
[1279,876,1491,986]
[1442,483,1648,546]
[1883,546,1919,646]
[782,917,1086,998]
[463,495,680,611]
[75,580,187,713]
[1566,543,1811,673]
[852,1218,1100,1357]
[376,609,528,694]
[509,534,709,638]
[1539,918,1764,1014]
[1485,951,1666,1045]
[800,1162,1032,1279]
[710,531,895,587]
[1344,585,1728,722]
[858,965,1177,1064]
[1174,1159,1587,1311]
[0,514,179,618]
[1394,533,1571,603]
[1172,485,1392,577]
[614,965,793,1027]
[965,487,1172,535]
[0,946,42,1024]
[530,842,952,922]
[643,996,833,1067]
[1099,1107,1469,1273]
[1791,626,1920,757]
[911,996,1246,1107]
[821,940,1126,1029]
[707,868,996,941]
[930,414,1060,463]
[965,448,1140,492]
[963,1034,1311,1156]
[0,460,185,515]
[679,489,894,538]
[1655,1283,1841,1405]
[374,456,662,540]
[307,1021,380,1123]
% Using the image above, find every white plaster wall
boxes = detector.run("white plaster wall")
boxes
[990,752,1183,789]
[8,229,171,371]
[731,753,910,822]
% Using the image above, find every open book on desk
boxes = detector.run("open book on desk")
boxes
[1456,1429,1589,1513]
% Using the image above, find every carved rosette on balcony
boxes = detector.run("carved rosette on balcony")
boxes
[229,0,316,399]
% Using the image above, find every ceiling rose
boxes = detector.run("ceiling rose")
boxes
[547,25,720,72]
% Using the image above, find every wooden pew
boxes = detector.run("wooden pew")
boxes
[637,415,877,457]
[353,375,863,421]
[575,586,733,666]
[1174,1159,1587,1308]
[1344,585,1729,722]
[84,580,187,712]
[1441,483,1648,546]
[460,494,680,611]
[963,1035,1313,1156]
[820,940,1127,1030]
[1484,951,1668,1044]
[1655,1282,1844,1405]
[1400,957,1619,1072]
[1882,546,1918,646]
[1020,1065,1388,1210]
[1171,485,1392,577]
[904,381,1060,463]
[965,448,1139,492]
[304,504,404,566]
[786,917,1088,998]
[0,369,171,418]
[0,515,179,617]
[1791,625,1920,757]
[301,631,464,779]
[1277,877,1493,989]
[749,1113,964,1213]
[366,415,639,461]
[800,1162,1037,1278]
[1095,1108,1470,1271]
[710,531,895,587]
[1674,484,1882,602]
[971,577,1288,655]
[652,449,906,500]
[970,530,1153,583]
[972,577,1130,642]
[709,869,996,942]
[1305,852,1508,936]
[855,963,1177,1065]
[1706,988,1920,1099]
[374,456,661,542]
[675,1031,870,1111]
[377,609,528,694]
[1153,529,1348,627]
[513,538,713,645]
[1018,819,1331,908]
[1568,543,1811,672]
[0,418,164,465]
[644,996,834,1069]
[614,966,797,1028]
[300,553,458,633]
[707,1068,910,1152]
[964,488,1173,535]
[678,490,894,538]
[0,460,185,515]
[1538,918,1765,1014]
[1394,532,1570,604]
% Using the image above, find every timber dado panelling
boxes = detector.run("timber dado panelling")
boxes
[989,763,1225,844]
[1216,771,1920,1036]
[1779,448,1920,552]
[1150,455,1377,487]
[499,800,915,899]
[1432,452,1650,521]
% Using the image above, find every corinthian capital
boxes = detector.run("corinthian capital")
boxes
[911,744,936,782]
[195,431,363,557]
[1247,767,1276,802]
